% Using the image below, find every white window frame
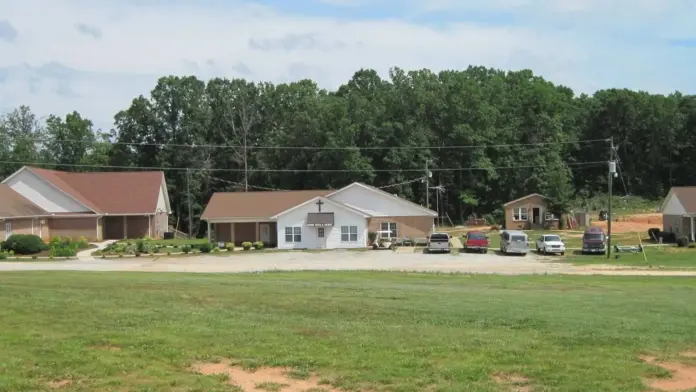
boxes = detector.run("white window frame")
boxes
[341,226,358,242]
[285,226,302,243]
[380,222,397,238]
[4,222,11,240]
[293,226,302,243]
[513,208,528,221]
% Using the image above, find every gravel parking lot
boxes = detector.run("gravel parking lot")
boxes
[2,250,695,276]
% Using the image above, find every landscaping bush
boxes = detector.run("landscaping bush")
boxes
[50,246,76,258]
[253,241,264,250]
[199,243,212,253]
[3,234,48,255]
[242,241,253,251]
[77,236,90,249]
[660,231,677,244]
[689,243,696,249]
[677,236,690,247]
[136,239,147,254]
[368,231,377,245]
[0,251,7,260]
[647,228,661,241]
[225,242,235,252]
[182,245,192,254]
[213,247,219,253]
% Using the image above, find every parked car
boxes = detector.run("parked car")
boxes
[582,227,606,255]
[427,232,451,253]
[535,234,566,255]
[500,230,528,255]
[464,231,489,253]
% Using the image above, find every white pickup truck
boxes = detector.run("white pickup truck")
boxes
[427,232,451,253]
[535,234,566,255]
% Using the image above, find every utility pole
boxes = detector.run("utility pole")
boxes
[187,168,193,239]
[607,137,614,259]
[425,160,429,210]
[243,130,248,192]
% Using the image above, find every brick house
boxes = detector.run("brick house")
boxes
[1,166,171,242]
[201,182,436,249]
[503,193,560,230]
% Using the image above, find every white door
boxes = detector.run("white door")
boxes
[259,224,271,243]
[316,227,326,249]
[4,222,11,240]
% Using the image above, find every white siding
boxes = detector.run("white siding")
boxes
[662,193,687,215]
[5,169,91,213]
[328,183,432,217]
[156,184,168,212]
[276,199,367,250]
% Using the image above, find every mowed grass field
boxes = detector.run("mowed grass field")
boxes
[1,272,696,391]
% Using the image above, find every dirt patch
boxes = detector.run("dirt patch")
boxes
[47,380,72,389]
[641,355,696,391]
[681,351,696,358]
[491,373,532,392]
[593,213,662,233]
[191,359,339,391]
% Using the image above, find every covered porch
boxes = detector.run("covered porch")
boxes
[101,215,160,240]
[207,221,277,247]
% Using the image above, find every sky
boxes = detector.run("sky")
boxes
[1,0,696,131]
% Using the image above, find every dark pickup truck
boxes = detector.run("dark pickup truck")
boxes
[581,227,606,255]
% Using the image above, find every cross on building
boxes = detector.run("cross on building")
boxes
[316,199,324,212]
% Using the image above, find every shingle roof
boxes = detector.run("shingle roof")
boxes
[671,187,696,213]
[0,184,47,217]
[27,167,165,214]
[201,190,331,220]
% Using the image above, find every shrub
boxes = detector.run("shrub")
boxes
[367,231,377,245]
[689,243,696,249]
[213,247,220,253]
[199,243,212,253]
[182,245,192,254]
[225,242,235,251]
[135,252,141,257]
[253,241,264,250]
[32,255,38,260]
[3,234,48,255]
[50,246,76,258]
[677,236,690,247]
[136,239,147,254]
[647,228,661,241]
[0,252,7,260]
[660,231,677,244]
[8,250,14,256]
[77,236,90,249]
[242,241,253,250]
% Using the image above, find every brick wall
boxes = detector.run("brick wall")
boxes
[49,217,99,241]
[367,216,434,239]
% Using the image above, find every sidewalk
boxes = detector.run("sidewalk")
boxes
[76,240,118,261]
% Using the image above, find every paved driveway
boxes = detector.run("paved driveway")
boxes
[1,250,695,276]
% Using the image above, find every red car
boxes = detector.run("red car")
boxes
[464,231,489,253]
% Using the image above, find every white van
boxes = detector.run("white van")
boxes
[500,230,528,255]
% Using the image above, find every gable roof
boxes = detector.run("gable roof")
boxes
[326,182,437,216]
[662,187,696,214]
[503,193,550,207]
[0,184,48,218]
[3,166,166,214]
[201,189,331,220]
[270,196,370,219]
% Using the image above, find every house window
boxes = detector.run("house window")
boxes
[513,208,528,221]
[317,228,325,238]
[285,227,302,243]
[341,226,358,242]
[4,222,10,240]
[380,222,397,238]
[544,211,558,221]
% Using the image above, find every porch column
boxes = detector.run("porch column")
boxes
[148,215,152,238]
[255,222,260,241]
[207,221,211,243]
[123,216,128,239]
[230,223,235,244]
[691,216,694,242]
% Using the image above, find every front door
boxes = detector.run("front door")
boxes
[532,208,541,224]
[259,224,271,244]
[316,227,326,249]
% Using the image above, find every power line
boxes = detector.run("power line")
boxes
[209,177,286,191]
[0,135,608,151]
[378,177,427,189]
[0,160,607,173]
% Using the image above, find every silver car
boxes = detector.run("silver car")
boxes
[500,230,529,255]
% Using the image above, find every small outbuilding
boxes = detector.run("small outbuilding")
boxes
[660,186,696,241]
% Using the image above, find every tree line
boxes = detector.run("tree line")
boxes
[1,66,693,234]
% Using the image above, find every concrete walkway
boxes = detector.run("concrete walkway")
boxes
[76,240,117,261]
[450,236,463,249]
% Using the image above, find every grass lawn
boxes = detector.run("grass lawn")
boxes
[2,272,696,391]
[564,246,696,269]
